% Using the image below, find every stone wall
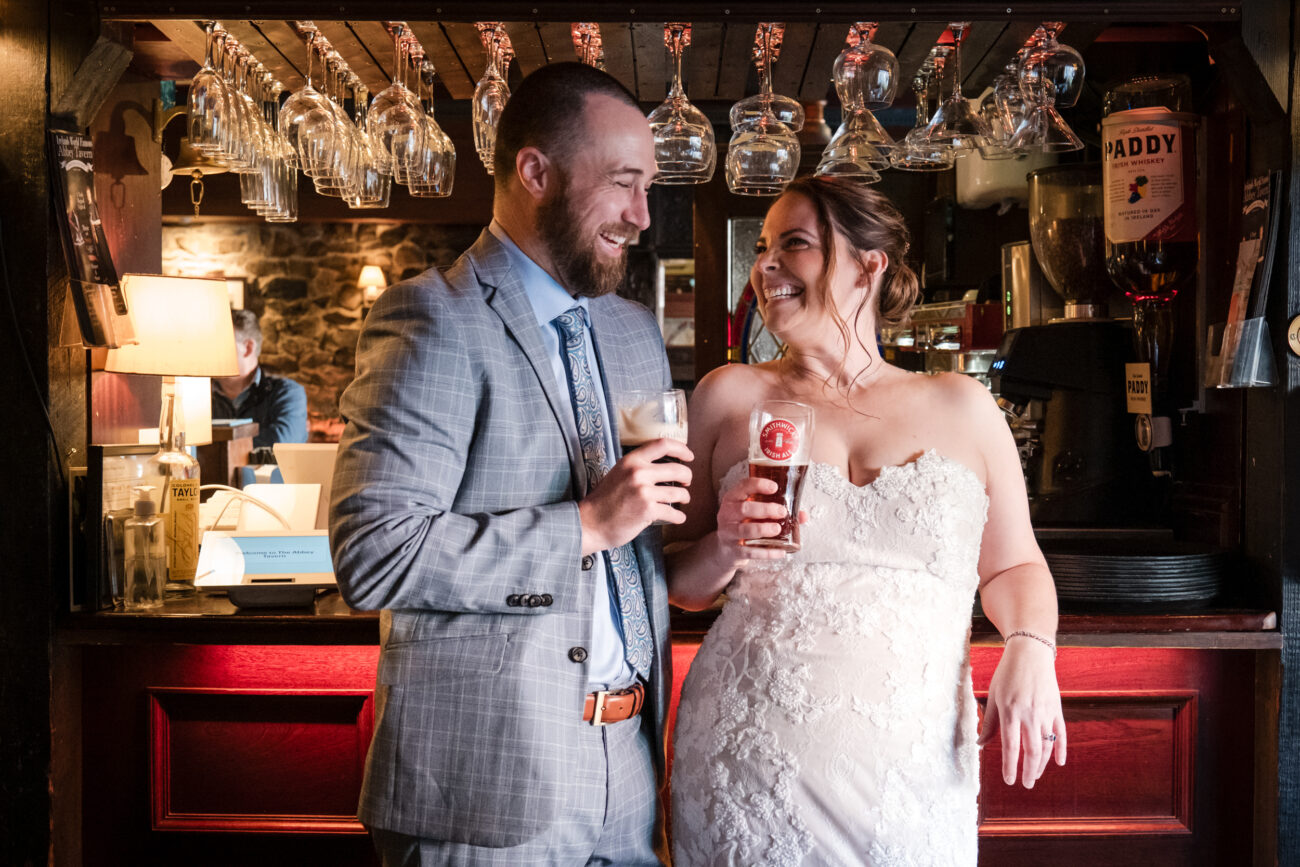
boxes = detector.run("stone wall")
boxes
[162,221,481,423]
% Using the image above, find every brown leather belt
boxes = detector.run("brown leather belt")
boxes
[582,682,645,726]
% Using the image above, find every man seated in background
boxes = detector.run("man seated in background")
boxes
[212,309,308,449]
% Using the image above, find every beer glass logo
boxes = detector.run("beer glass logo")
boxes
[759,419,799,461]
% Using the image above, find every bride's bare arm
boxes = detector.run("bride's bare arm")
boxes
[955,375,1065,787]
[664,368,789,610]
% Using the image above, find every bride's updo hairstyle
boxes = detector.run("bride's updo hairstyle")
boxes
[782,176,920,329]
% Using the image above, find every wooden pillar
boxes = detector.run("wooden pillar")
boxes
[1270,0,1300,860]
[1235,1,1299,864]
[0,0,98,863]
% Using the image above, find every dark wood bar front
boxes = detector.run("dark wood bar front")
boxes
[63,596,1279,866]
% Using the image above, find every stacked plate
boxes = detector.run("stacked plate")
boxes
[1041,538,1229,607]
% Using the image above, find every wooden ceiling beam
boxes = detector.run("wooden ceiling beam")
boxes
[770,23,816,100]
[951,21,1006,97]
[963,21,1037,95]
[315,20,388,94]
[714,21,755,102]
[797,22,844,103]
[632,22,668,103]
[405,22,474,99]
[682,22,723,100]
[503,22,549,77]
[106,3,1243,24]
[220,20,303,92]
[597,22,638,95]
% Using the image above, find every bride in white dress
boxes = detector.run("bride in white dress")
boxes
[667,177,1065,866]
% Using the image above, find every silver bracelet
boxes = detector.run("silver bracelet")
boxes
[1004,630,1057,659]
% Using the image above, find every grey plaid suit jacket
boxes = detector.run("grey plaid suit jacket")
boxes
[330,229,674,847]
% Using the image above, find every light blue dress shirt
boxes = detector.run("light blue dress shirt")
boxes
[488,221,636,691]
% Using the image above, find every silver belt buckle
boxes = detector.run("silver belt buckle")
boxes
[590,689,612,726]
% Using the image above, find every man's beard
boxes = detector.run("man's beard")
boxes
[537,181,637,299]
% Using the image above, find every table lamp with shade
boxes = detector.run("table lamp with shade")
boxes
[104,274,238,595]
[358,265,387,310]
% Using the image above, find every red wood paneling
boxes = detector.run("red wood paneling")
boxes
[80,641,1259,866]
[82,645,382,866]
[149,688,373,833]
[978,694,1196,834]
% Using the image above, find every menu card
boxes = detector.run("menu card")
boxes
[1212,170,1281,387]
[47,130,135,348]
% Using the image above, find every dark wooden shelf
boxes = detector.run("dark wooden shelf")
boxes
[60,591,1278,650]
[671,606,1280,649]
[59,591,380,646]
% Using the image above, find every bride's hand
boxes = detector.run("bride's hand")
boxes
[977,640,1066,788]
[711,476,795,566]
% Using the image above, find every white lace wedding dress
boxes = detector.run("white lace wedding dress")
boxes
[672,451,990,867]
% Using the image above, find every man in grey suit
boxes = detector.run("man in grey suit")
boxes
[330,62,691,866]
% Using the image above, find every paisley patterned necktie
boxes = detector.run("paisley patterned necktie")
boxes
[553,307,653,678]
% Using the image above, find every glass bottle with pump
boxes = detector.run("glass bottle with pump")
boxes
[148,387,200,596]
[1101,74,1198,408]
[123,485,165,610]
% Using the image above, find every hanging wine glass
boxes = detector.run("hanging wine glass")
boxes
[648,23,715,185]
[187,22,228,156]
[299,48,350,188]
[473,22,511,175]
[370,25,426,185]
[726,23,802,196]
[988,51,1030,146]
[920,23,995,153]
[246,73,276,212]
[345,79,392,208]
[499,32,516,81]
[232,51,270,177]
[262,146,298,222]
[262,87,298,223]
[891,53,955,171]
[254,80,297,221]
[239,65,276,209]
[816,111,884,182]
[729,24,804,132]
[1021,22,1086,109]
[834,22,898,111]
[279,24,333,170]
[818,22,896,179]
[215,39,254,171]
[572,22,604,69]
[1009,23,1084,152]
[407,57,456,198]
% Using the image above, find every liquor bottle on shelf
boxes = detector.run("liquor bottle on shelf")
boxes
[122,485,165,610]
[1101,74,1199,394]
[148,387,200,596]
[1101,73,1199,455]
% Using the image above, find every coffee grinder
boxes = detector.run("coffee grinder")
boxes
[990,164,1160,526]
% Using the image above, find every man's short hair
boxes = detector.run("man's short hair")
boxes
[231,308,262,356]
[492,61,640,185]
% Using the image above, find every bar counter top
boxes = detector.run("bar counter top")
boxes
[58,590,1280,650]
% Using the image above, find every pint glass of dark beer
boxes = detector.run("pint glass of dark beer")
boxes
[616,389,688,522]
[615,389,688,455]
[741,400,814,552]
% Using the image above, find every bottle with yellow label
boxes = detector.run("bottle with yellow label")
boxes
[148,386,200,596]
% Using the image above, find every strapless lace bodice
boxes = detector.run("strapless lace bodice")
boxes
[672,450,990,866]
[722,450,988,579]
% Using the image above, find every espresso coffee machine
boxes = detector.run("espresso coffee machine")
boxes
[991,164,1160,526]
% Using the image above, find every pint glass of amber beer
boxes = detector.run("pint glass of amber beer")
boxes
[742,400,814,552]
